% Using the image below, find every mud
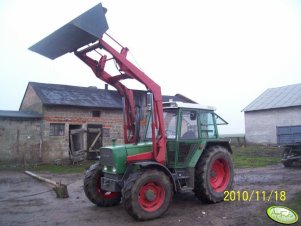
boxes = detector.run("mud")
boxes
[0,164,300,226]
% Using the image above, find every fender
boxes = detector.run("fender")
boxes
[204,140,232,153]
[122,161,178,192]
[189,140,232,168]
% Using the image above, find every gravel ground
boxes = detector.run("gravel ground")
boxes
[0,163,300,226]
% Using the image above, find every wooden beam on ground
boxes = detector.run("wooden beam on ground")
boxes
[24,170,69,198]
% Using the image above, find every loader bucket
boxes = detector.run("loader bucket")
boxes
[29,3,108,59]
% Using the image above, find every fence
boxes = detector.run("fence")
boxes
[220,134,246,147]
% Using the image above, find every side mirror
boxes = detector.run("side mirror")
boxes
[190,112,196,121]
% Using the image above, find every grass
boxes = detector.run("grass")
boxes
[0,145,282,173]
[286,190,301,216]
[0,160,95,174]
[232,145,282,168]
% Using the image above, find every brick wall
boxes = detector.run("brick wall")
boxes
[41,106,124,161]
[0,106,124,163]
[0,118,43,163]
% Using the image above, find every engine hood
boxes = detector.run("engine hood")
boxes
[100,142,152,174]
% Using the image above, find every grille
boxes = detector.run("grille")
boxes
[99,148,114,166]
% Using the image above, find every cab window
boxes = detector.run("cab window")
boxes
[180,110,198,139]
[146,110,178,139]
[199,111,217,138]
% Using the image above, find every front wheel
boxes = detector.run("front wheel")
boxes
[194,145,234,203]
[122,170,173,220]
[84,163,121,206]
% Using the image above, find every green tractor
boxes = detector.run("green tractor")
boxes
[84,101,233,220]
[29,3,234,220]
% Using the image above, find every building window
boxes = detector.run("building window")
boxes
[92,110,101,117]
[50,123,65,136]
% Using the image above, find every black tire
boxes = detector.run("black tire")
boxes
[282,148,293,167]
[282,160,293,167]
[122,170,173,220]
[194,145,234,203]
[84,163,121,206]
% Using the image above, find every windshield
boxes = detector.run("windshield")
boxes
[146,109,178,139]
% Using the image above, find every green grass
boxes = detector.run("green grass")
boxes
[232,145,282,168]
[0,161,95,174]
[0,145,282,172]
[286,190,301,215]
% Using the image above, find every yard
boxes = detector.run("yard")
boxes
[0,145,300,226]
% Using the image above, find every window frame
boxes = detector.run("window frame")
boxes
[50,123,65,136]
[199,111,217,139]
[179,109,199,140]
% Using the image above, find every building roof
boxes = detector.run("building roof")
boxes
[29,82,122,109]
[243,83,301,112]
[28,82,195,109]
[0,110,42,119]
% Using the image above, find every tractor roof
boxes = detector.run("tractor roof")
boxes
[163,101,216,111]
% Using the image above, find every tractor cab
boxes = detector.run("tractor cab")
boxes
[145,101,228,167]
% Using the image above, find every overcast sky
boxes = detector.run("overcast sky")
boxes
[0,0,301,134]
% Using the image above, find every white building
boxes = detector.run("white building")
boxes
[243,83,301,145]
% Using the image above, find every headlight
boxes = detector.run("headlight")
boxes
[102,165,117,174]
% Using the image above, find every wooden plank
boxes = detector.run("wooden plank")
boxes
[87,128,101,133]
[24,171,69,198]
[69,133,75,153]
[70,128,86,135]
[25,171,58,186]
[88,131,101,151]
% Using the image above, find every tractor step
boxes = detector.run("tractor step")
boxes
[174,169,193,191]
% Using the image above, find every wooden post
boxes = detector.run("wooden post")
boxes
[24,171,69,198]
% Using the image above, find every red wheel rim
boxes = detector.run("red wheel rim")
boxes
[96,178,119,199]
[138,181,165,212]
[210,158,230,192]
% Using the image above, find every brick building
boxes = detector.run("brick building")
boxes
[0,82,194,163]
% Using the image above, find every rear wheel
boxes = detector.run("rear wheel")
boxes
[84,163,121,206]
[194,145,234,203]
[122,170,173,220]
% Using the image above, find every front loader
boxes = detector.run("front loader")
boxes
[30,3,234,220]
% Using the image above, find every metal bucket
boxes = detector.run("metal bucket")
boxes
[29,3,108,59]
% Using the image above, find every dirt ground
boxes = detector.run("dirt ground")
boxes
[0,163,300,226]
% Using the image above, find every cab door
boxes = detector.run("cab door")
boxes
[176,109,199,168]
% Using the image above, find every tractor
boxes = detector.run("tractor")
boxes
[30,3,234,220]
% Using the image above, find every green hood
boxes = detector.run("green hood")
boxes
[100,142,152,174]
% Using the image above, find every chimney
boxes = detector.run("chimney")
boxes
[105,84,108,90]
